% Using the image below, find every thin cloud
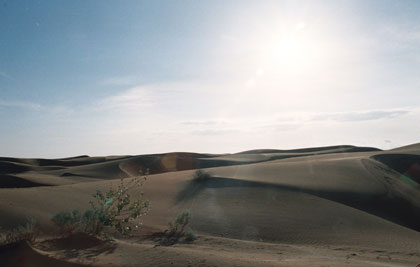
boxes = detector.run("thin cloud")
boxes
[312,109,410,122]
[220,34,239,42]
[179,120,229,126]
[257,123,301,131]
[95,86,154,112]
[100,76,137,86]
[0,100,42,110]
[0,71,12,80]
[177,108,413,138]
[191,129,238,136]
[0,100,74,116]
[380,26,420,43]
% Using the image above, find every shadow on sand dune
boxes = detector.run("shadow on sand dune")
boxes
[0,174,50,188]
[0,233,117,267]
[37,233,117,263]
[177,176,420,232]
[0,241,86,267]
[372,154,420,183]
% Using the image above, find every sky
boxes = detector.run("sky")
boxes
[1,0,420,157]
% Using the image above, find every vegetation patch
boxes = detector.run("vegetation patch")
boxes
[51,174,149,237]
[152,211,197,246]
[0,217,39,245]
[193,169,212,182]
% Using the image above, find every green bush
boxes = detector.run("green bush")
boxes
[160,211,197,244]
[51,210,82,235]
[167,211,191,237]
[80,209,104,235]
[1,217,39,245]
[52,174,149,236]
[89,175,149,235]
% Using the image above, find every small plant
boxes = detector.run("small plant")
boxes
[184,231,197,242]
[168,211,191,237]
[0,229,5,246]
[51,210,82,235]
[52,173,149,236]
[193,169,211,182]
[2,217,39,245]
[89,175,149,235]
[80,209,105,235]
[151,211,197,245]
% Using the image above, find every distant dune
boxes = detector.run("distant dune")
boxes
[1,144,420,266]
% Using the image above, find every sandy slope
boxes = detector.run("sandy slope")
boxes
[1,144,420,266]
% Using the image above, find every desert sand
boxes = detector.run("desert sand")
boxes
[1,144,420,266]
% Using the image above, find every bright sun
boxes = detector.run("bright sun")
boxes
[256,21,327,75]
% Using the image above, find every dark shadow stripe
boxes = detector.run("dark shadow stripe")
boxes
[0,174,50,188]
[177,176,420,232]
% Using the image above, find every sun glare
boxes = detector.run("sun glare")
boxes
[233,18,334,106]
[296,22,306,29]
[252,20,329,77]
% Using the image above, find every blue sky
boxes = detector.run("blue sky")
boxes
[1,0,420,157]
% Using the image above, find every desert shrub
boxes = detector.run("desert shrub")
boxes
[51,210,82,235]
[151,211,196,245]
[167,211,191,237]
[157,211,197,244]
[52,174,149,236]
[2,217,39,245]
[0,227,8,245]
[89,175,149,235]
[184,231,197,242]
[79,209,104,235]
[193,169,211,182]
[51,209,104,236]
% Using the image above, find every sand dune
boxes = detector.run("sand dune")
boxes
[1,144,420,266]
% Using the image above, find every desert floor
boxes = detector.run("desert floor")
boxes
[1,144,420,266]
